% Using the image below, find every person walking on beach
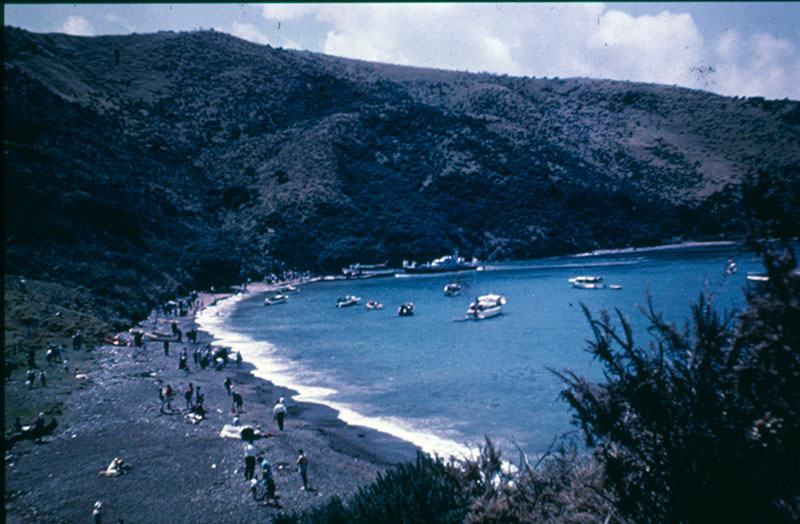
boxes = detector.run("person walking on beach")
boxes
[259,456,277,506]
[92,501,103,524]
[164,384,174,412]
[195,386,204,409]
[184,383,194,410]
[297,449,309,490]
[232,390,244,415]
[224,377,232,396]
[39,370,46,387]
[179,351,189,373]
[243,439,258,481]
[273,398,287,431]
[163,340,169,356]
[72,330,83,351]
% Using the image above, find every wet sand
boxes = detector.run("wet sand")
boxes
[4,286,418,523]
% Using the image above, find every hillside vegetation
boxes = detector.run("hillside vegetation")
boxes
[4,27,800,334]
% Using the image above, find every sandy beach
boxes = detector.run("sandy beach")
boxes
[4,285,418,523]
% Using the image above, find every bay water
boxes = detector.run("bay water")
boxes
[197,243,758,460]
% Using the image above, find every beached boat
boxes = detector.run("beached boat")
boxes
[443,283,463,296]
[403,254,480,274]
[336,295,361,308]
[366,300,384,310]
[569,276,605,289]
[398,302,415,316]
[466,294,506,320]
[264,294,288,305]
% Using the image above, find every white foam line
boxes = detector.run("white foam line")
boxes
[196,291,475,461]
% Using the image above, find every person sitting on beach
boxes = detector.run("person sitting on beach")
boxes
[98,457,132,477]
[273,398,287,431]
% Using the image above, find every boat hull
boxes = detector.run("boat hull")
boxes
[467,306,502,320]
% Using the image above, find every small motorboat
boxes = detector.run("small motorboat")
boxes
[609,284,623,290]
[443,283,462,296]
[264,294,288,305]
[279,285,299,293]
[569,276,605,289]
[366,300,383,310]
[746,273,769,283]
[398,302,415,316]
[336,295,361,308]
[466,294,505,320]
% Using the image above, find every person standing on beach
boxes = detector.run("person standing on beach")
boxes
[273,398,287,431]
[232,390,243,415]
[163,340,169,356]
[224,377,232,396]
[243,439,258,481]
[195,386,204,409]
[297,449,308,490]
[92,501,102,524]
[184,383,194,410]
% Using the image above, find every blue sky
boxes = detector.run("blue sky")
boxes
[5,3,800,100]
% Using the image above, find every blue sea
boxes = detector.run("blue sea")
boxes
[197,243,759,460]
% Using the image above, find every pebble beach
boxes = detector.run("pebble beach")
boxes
[4,284,418,523]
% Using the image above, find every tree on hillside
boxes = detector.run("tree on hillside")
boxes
[556,175,800,523]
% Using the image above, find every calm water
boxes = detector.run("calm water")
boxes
[198,244,759,459]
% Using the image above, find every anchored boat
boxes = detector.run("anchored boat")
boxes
[336,295,361,308]
[569,276,605,289]
[466,294,506,320]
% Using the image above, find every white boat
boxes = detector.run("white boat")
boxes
[398,302,415,316]
[366,300,383,310]
[264,294,288,305]
[279,285,299,293]
[466,294,505,320]
[403,254,480,274]
[609,284,623,290]
[569,276,605,289]
[443,283,462,296]
[746,273,769,283]
[336,295,361,308]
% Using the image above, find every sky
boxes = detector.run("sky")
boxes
[5,3,800,100]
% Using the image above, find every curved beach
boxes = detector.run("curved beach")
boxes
[4,286,418,524]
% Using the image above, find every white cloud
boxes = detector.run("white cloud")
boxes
[261,4,316,21]
[231,22,271,46]
[710,31,800,99]
[61,15,94,36]
[103,14,135,33]
[257,3,799,100]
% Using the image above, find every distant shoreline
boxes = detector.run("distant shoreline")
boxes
[572,240,739,258]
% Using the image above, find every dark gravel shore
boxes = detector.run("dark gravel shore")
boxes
[4,288,418,523]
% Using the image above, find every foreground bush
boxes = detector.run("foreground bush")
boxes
[272,452,471,524]
[557,245,800,523]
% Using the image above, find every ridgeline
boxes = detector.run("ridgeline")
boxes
[4,27,800,335]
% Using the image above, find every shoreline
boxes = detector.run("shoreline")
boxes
[4,283,418,524]
[199,284,475,461]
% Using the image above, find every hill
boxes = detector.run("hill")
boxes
[4,27,799,334]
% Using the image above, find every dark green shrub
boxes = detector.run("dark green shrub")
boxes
[556,246,800,523]
[272,452,470,524]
